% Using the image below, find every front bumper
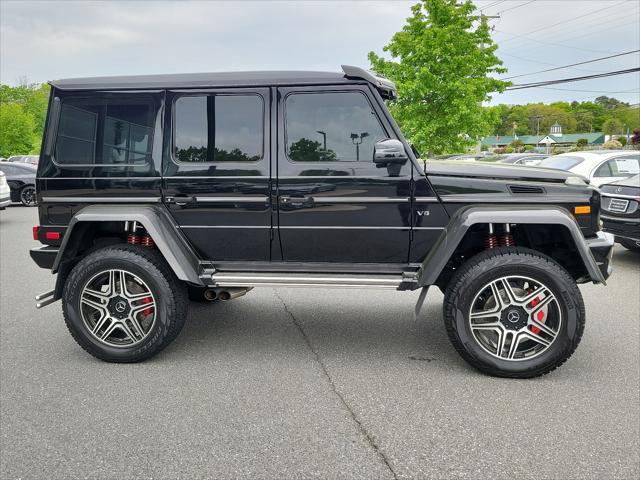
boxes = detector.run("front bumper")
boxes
[585,231,614,282]
[0,195,11,209]
[30,246,58,269]
[602,214,640,243]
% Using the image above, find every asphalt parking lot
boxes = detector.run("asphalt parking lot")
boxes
[1,205,638,480]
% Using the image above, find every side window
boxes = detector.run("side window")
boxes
[55,96,155,166]
[285,91,387,162]
[594,161,614,177]
[174,94,263,162]
[612,156,640,176]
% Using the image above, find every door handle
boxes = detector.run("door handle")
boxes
[280,196,311,207]
[168,194,196,206]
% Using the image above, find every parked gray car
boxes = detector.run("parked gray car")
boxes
[0,162,38,206]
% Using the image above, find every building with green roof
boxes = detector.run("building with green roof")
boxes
[482,123,605,149]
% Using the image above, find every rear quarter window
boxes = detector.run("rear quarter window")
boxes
[54,95,157,167]
[538,156,583,170]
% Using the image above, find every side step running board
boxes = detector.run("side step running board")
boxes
[208,272,409,288]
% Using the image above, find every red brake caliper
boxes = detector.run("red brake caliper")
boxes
[142,296,153,316]
[528,289,545,334]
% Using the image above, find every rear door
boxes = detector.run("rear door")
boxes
[162,88,272,261]
[275,85,412,264]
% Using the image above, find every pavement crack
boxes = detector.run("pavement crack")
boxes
[273,289,399,480]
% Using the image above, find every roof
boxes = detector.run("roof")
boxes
[50,65,397,98]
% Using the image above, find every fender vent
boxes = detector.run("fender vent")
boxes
[508,185,545,195]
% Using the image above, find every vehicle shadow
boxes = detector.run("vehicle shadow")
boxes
[166,289,462,368]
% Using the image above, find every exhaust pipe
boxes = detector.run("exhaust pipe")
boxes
[203,289,217,301]
[218,288,250,301]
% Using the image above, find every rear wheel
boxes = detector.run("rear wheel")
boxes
[62,244,188,362]
[19,185,37,206]
[443,247,585,378]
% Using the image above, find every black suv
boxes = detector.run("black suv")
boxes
[30,66,614,378]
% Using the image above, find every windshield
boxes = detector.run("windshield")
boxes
[538,156,583,171]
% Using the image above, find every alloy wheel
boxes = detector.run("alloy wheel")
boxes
[80,269,156,347]
[20,186,37,206]
[468,275,561,361]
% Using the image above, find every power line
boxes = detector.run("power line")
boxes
[495,29,616,55]
[496,0,536,14]
[496,6,638,48]
[480,0,509,11]
[536,87,640,94]
[496,10,639,53]
[499,52,608,74]
[505,67,640,90]
[499,0,630,45]
[501,50,640,80]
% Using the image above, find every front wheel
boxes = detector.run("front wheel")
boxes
[20,185,37,206]
[618,237,640,253]
[62,244,188,362]
[443,248,585,378]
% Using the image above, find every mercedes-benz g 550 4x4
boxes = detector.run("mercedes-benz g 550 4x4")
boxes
[30,66,614,378]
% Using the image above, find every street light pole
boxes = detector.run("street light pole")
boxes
[316,131,326,151]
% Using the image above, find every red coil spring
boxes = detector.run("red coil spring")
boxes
[485,234,499,249]
[141,235,155,248]
[500,234,515,247]
[127,233,140,245]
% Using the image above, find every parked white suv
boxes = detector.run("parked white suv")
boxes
[538,150,640,187]
[0,171,11,210]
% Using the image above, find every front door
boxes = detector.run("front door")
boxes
[275,86,412,264]
[162,88,272,261]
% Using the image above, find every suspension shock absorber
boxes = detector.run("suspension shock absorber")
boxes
[500,223,515,247]
[485,223,499,249]
[127,233,141,245]
[141,234,155,248]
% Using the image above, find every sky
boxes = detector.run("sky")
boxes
[1,0,638,106]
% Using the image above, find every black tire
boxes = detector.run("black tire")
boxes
[443,247,585,378]
[62,244,188,362]
[618,238,640,253]
[19,185,37,207]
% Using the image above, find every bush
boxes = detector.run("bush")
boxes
[480,144,488,151]
[509,139,524,152]
[493,147,506,154]
[576,138,588,149]
[524,145,533,151]
[552,147,562,154]
[617,136,627,146]
[603,139,623,149]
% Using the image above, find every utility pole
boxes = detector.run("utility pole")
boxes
[477,11,500,153]
[533,115,543,136]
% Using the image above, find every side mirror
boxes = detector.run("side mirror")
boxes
[373,139,408,168]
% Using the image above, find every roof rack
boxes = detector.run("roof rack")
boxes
[341,65,397,100]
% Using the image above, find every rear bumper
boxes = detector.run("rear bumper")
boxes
[602,214,640,243]
[0,195,10,209]
[30,246,58,269]
[586,231,614,282]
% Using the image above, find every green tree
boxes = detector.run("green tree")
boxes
[510,139,524,152]
[0,102,37,157]
[288,138,337,161]
[602,118,623,135]
[576,138,588,149]
[368,0,509,155]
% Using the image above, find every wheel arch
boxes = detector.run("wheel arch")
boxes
[52,205,203,299]
[418,205,606,288]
